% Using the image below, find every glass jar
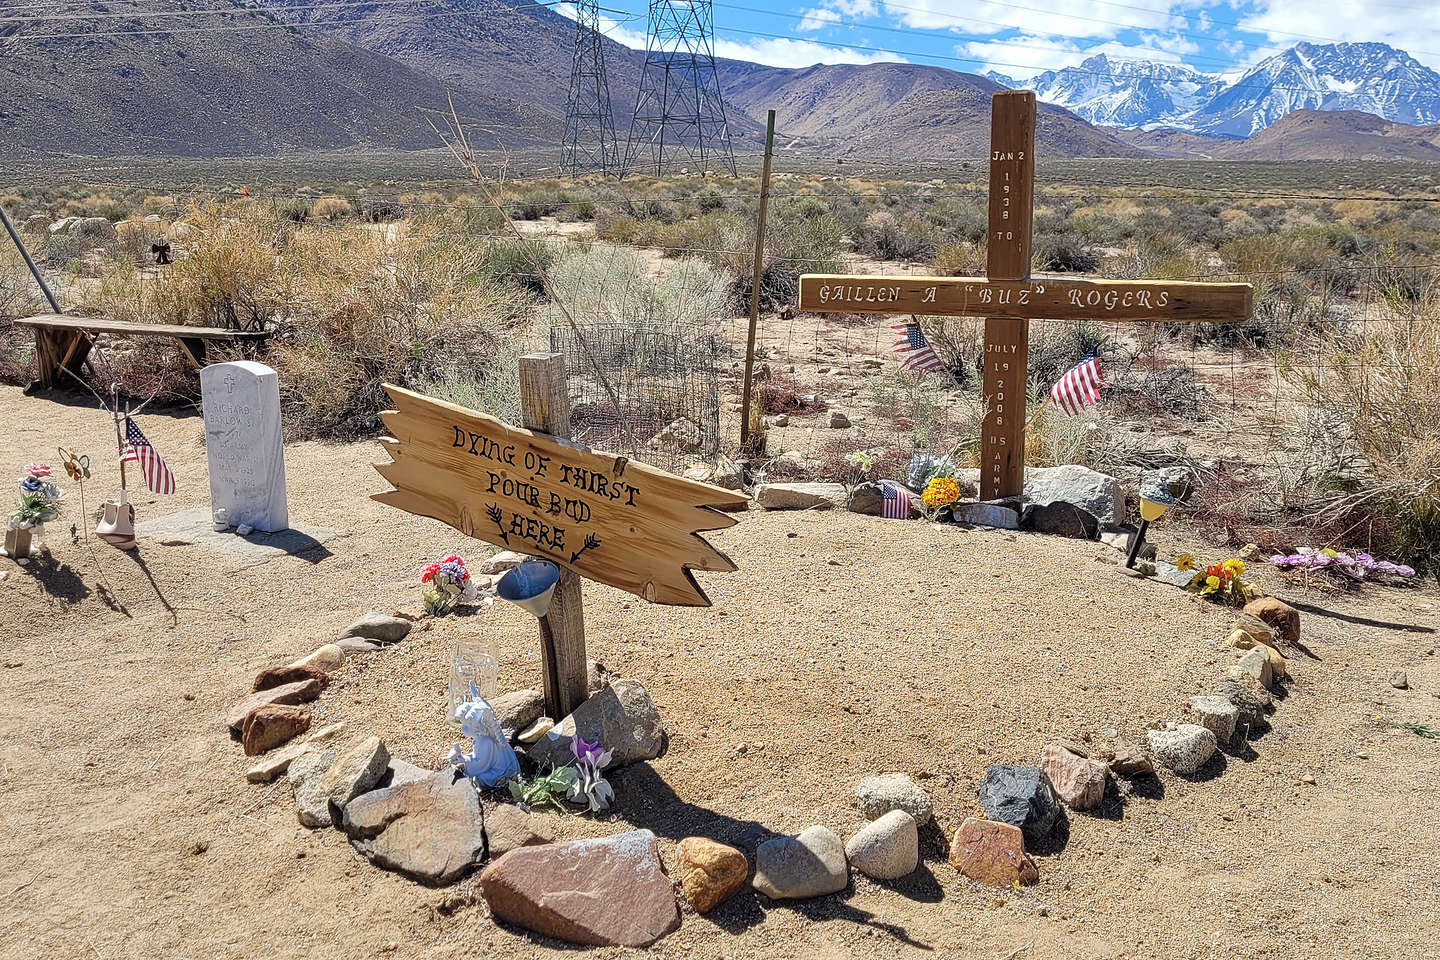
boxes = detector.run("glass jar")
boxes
[447,639,499,726]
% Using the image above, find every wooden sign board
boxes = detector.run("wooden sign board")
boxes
[373,384,747,607]
[798,276,1254,323]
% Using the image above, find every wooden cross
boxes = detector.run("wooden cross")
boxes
[798,91,1253,500]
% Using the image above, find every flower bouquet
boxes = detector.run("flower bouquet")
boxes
[920,475,962,521]
[420,553,479,616]
[1185,557,1259,607]
[1270,547,1415,588]
[6,465,63,561]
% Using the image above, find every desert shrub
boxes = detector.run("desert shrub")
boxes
[1032,231,1099,273]
[931,241,984,277]
[1027,321,1114,385]
[546,244,729,331]
[0,246,42,384]
[1286,296,1440,576]
[696,188,727,213]
[271,221,531,439]
[311,197,352,222]
[855,210,938,261]
[920,315,984,388]
[481,236,560,294]
[275,198,312,223]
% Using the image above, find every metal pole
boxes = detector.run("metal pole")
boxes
[1125,518,1151,569]
[0,204,61,312]
[738,109,776,455]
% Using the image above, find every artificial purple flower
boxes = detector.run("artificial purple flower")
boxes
[572,736,605,766]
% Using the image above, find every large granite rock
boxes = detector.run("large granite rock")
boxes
[480,830,680,948]
[1189,695,1239,744]
[847,481,920,518]
[949,817,1038,887]
[951,501,1021,530]
[854,773,934,826]
[845,810,918,880]
[752,826,848,900]
[294,736,389,828]
[1022,501,1101,539]
[754,482,847,511]
[977,764,1065,846]
[1024,464,1123,525]
[343,772,485,885]
[675,837,749,914]
[525,680,663,770]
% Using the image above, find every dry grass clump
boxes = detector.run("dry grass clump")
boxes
[0,245,42,383]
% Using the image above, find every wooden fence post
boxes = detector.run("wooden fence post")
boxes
[518,352,589,720]
[739,108,777,456]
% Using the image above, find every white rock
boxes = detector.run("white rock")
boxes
[1189,695,1239,744]
[1023,464,1123,525]
[1147,724,1217,776]
[854,773,934,826]
[845,810,918,880]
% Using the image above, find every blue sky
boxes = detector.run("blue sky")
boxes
[565,1,1440,80]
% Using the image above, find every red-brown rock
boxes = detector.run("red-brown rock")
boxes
[252,663,330,693]
[480,829,680,948]
[949,817,1039,887]
[1038,743,1108,810]
[226,679,323,731]
[241,704,311,755]
[1242,598,1300,647]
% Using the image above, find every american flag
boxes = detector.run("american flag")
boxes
[1051,357,1108,416]
[891,320,944,375]
[880,481,911,520]
[120,417,176,494]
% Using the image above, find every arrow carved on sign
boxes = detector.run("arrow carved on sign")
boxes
[372,384,747,607]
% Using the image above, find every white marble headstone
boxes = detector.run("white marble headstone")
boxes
[201,361,289,533]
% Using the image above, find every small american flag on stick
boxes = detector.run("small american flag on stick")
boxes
[121,417,176,494]
[880,481,911,520]
[891,319,944,375]
[1051,356,1108,416]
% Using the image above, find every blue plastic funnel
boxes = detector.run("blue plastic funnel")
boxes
[497,559,561,617]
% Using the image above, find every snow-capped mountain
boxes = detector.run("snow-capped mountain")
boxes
[1187,42,1440,137]
[982,70,1018,89]
[1028,54,1223,128]
[1015,42,1440,137]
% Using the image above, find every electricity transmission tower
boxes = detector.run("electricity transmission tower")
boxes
[623,0,737,177]
[562,0,619,177]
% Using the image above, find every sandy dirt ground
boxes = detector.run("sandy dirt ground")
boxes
[1,383,1438,960]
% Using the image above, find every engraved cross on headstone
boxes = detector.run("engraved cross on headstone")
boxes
[797,90,1254,499]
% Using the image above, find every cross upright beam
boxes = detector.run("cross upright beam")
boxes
[982,91,1036,499]
[796,91,1254,504]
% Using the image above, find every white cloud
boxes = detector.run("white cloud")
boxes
[713,37,906,68]
[1238,0,1440,70]
[880,0,1185,40]
[960,33,1198,78]
[797,1,881,31]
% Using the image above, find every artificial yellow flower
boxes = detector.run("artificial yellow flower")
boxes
[921,476,961,509]
[1175,553,1195,571]
[1205,575,1221,589]
[1222,558,1245,577]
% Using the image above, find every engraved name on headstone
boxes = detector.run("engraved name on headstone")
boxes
[201,360,289,533]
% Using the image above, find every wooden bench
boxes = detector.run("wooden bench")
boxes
[14,314,273,389]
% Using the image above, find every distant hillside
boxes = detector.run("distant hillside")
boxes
[719,62,1144,161]
[1110,127,1232,159]
[0,0,550,157]
[1215,110,1440,161]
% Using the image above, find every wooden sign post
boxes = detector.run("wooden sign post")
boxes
[798,91,1254,500]
[373,354,747,719]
